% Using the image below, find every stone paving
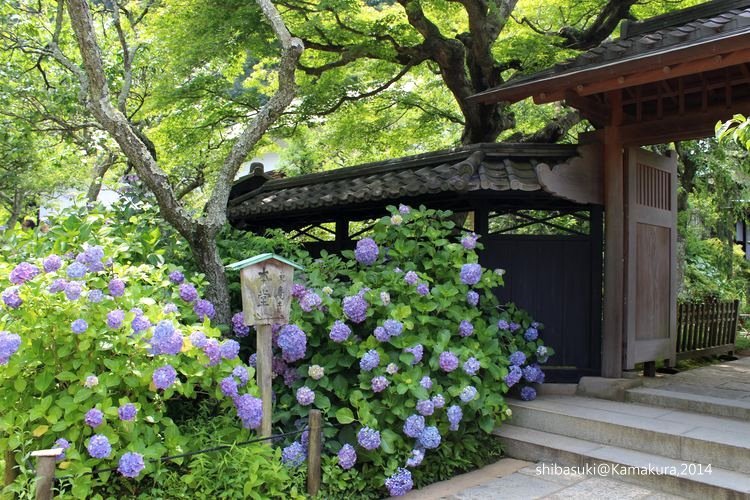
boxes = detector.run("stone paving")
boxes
[399,459,685,500]
[640,356,750,403]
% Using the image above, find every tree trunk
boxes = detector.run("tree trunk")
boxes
[4,190,24,229]
[189,230,232,326]
[86,152,115,203]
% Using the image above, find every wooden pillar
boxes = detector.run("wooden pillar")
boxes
[31,449,62,500]
[256,324,273,439]
[306,409,322,496]
[602,90,625,378]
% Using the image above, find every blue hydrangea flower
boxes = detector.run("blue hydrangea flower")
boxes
[342,294,368,323]
[77,246,105,272]
[1,288,22,309]
[403,415,425,438]
[87,434,111,459]
[278,325,307,362]
[461,233,479,250]
[131,314,151,334]
[153,365,177,390]
[374,326,390,342]
[189,331,207,348]
[466,290,479,306]
[431,394,445,408]
[420,376,432,390]
[417,426,441,449]
[354,238,379,265]
[460,263,482,285]
[383,319,403,337]
[329,320,351,343]
[371,376,389,393]
[281,441,306,467]
[66,262,87,279]
[463,357,480,376]
[118,452,145,478]
[509,351,526,366]
[43,255,62,273]
[193,299,215,321]
[300,291,322,312]
[460,386,478,403]
[108,278,125,297]
[523,364,545,384]
[399,204,410,214]
[48,278,67,293]
[524,327,539,341]
[337,444,357,470]
[439,351,459,372]
[406,448,425,468]
[202,339,221,366]
[385,468,413,497]
[404,271,418,285]
[106,309,125,329]
[150,320,183,355]
[296,386,315,406]
[510,322,521,332]
[357,427,381,450]
[220,339,240,360]
[416,283,430,296]
[520,386,537,401]
[235,394,262,429]
[359,349,380,372]
[63,281,82,301]
[498,319,510,330]
[88,289,104,303]
[458,320,474,337]
[231,312,250,337]
[71,319,88,334]
[220,376,239,398]
[118,403,137,421]
[54,438,70,461]
[447,405,463,431]
[0,331,21,365]
[178,283,198,302]
[416,399,434,416]
[505,365,522,387]
[168,271,185,284]
[404,344,423,365]
[233,365,249,385]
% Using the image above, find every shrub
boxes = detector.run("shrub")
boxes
[262,206,552,497]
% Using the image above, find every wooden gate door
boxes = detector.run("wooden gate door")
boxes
[624,148,678,369]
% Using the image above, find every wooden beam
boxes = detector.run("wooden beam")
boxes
[535,144,604,205]
[564,91,610,127]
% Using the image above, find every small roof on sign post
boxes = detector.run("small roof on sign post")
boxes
[225,253,304,272]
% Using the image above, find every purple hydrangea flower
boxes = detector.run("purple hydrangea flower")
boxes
[399,204,410,214]
[404,344,423,365]
[466,290,479,306]
[417,426,441,449]
[193,299,215,321]
[87,434,111,459]
[337,444,357,470]
[404,271,418,285]
[150,320,183,355]
[329,321,351,343]
[536,345,549,363]
[461,233,479,250]
[48,278,67,293]
[383,319,403,337]
[420,376,432,390]
[168,270,185,284]
[439,351,459,372]
[374,326,390,342]
[66,262,87,279]
[281,441,306,467]
[202,339,221,366]
[220,339,240,360]
[460,263,482,285]
[88,289,104,303]
[458,320,474,337]
[386,363,398,375]
[71,319,88,334]
[463,357,480,376]
[385,468,413,497]
[43,255,62,273]
[447,405,463,431]
[406,448,425,468]
[299,290,322,312]
[220,376,239,398]
[278,325,307,362]
[54,438,70,461]
[283,367,299,387]
[131,314,151,334]
[431,394,445,408]
[178,283,198,303]
[233,365,249,385]
[64,281,82,301]
[498,319,510,330]
[118,403,137,421]
[359,349,380,372]
[84,408,104,428]
[509,351,526,366]
[416,399,434,416]
[371,376,389,393]
[77,246,105,272]
[524,327,539,341]
[460,386,478,403]
[357,427,381,450]
[505,365,522,387]
[108,278,125,297]
[342,294,368,323]
[0,331,21,365]
[523,364,544,384]
[2,288,22,309]
[153,365,177,390]
[291,283,306,299]
[510,322,521,332]
[520,386,537,401]
[403,415,425,438]
[231,312,250,337]
[118,452,145,478]
[272,356,287,377]
[416,283,429,296]
[106,309,125,329]
[10,262,40,284]
[189,331,207,348]
[296,386,315,406]
[235,394,262,429]
[354,238,379,265]
[163,303,178,314]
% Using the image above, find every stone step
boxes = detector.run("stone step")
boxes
[494,425,750,500]
[507,395,750,474]
[626,386,750,421]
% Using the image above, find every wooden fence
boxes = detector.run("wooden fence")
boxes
[676,299,740,360]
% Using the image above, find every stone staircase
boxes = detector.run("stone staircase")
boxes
[494,394,750,499]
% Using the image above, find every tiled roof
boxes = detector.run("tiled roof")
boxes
[472,0,750,101]
[227,144,579,224]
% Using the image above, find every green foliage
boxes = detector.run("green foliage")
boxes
[717,114,750,151]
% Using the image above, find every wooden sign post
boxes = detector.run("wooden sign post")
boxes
[226,254,303,439]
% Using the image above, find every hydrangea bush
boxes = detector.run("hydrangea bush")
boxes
[0,245,260,498]
[263,206,553,497]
